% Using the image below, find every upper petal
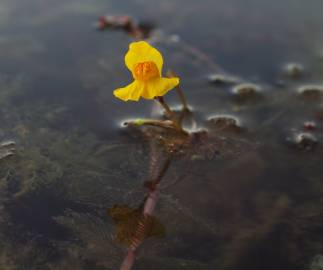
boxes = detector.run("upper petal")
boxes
[113,81,144,101]
[125,41,163,76]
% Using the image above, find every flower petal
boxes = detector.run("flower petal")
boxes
[113,81,144,101]
[125,41,163,75]
[141,77,180,99]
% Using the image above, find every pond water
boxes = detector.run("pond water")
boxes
[1,0,323,269]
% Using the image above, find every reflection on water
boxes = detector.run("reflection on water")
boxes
[1,0,323,269]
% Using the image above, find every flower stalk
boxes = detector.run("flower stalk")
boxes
[167,70,189,111]
[155,96,174,118]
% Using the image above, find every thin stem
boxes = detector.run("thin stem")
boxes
[119,155,172,270]
[154,96,188,135]
[176,85,189,111]
[155,97,187,134]
[125,119,176,129]
[178,108,190,127]
[155,96,174,118]
[120,250,135,270]
[167,70,189,111]
[146,155,173,190]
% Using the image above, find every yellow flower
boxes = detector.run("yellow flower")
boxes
[113,41,180,101]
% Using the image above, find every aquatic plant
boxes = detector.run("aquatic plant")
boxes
[3,6,323,270]
[111,40,194,270]
[97,15,154,39]
[109,36,272,269]
[114,41,189,134]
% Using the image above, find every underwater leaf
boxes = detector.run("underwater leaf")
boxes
[108,205,165,247]
[148,215,166,238]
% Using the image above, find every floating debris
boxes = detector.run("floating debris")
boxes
[207,115,242,133]
[136,21,155,39]
[232,83,262,102]
[0,140,15,148]
[97,15,154,38]
[283,62,304,78]
[0,151,15,160]
[207,73,238,85]
[303,121,317,131]
[297,85,323,100]
[287,132,318,151]
[97,15,132,30]
[0,140,16,160]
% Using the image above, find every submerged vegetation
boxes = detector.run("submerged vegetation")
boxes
[0,0,323,270]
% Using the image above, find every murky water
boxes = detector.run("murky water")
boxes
[1,0,323,269]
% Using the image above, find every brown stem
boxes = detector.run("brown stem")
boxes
[125,119,176,130]
[155,96,174,118]
[167,70,189,111]
[154,96,188,135]
[178,108,190,127]
[176,85,189,111]
[120,250,136,270]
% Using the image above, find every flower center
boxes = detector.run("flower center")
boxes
[133,61,159,81]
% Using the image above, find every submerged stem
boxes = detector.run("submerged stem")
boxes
[119,155,173,270]
[146,155,173,190]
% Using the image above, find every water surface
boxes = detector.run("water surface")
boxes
[0,0,323,269]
